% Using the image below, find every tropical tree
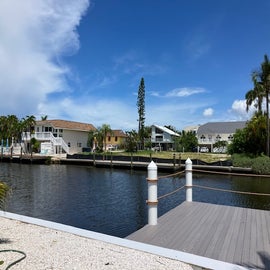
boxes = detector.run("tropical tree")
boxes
[246,55,270,155]
[137,78,145,150]
[96,124,113,152]
[21,115,36,153]
[41,115,48,121]
[125,130,138,152]
[176,130,198,152]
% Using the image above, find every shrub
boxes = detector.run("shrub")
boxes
[252,156,270,175]
[231,154,254,168]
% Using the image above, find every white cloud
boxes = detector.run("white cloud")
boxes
[166,87,206,97]
[230,99,253,119]
[203,108,214,117]
[0,0,89,117]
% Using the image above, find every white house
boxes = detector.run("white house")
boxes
[22,119,96,155]
[151,124,180,151]
[197,121,246,152]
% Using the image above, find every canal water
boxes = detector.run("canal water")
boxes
[1,163,270,238]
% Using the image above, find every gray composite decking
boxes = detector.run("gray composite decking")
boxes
[127,202,270,269]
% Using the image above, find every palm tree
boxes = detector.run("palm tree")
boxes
[21,115,36,153]
[99,124,113,151]
[246,55,270,155]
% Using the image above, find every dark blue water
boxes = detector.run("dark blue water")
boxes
[1,163,270,237]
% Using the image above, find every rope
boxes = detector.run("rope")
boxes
[193,184,270,196]
[158,185,185,200]
[158,170,185,179]
[0,250,26,269]
[192,168,270,178]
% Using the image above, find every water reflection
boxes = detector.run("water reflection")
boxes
[1,163,270,237]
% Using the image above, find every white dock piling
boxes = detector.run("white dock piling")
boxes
[147,161,158,225]
[185,158,192,202]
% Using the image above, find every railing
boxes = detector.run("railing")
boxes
[21,132,69,154]
[147,159,270,226]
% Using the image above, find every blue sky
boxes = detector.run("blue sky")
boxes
[1,0,270,131]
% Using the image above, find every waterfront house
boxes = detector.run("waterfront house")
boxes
[105,130,127,151]
[151,125,180,151]
[197,121,246,152]
[22,119,96,155]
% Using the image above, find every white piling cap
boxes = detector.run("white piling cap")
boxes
[148,160,157,169]
[185,158,192,164]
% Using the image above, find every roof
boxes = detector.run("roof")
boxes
[152,124,180,136]
[111,130,127,137]
[197,121,246,135]
[36,120,96,132]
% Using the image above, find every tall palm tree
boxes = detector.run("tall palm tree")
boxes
[246,55,270,155]
[21,115,36,153]
[100,124,113,151]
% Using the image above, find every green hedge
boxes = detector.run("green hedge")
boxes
[231,154,270,174]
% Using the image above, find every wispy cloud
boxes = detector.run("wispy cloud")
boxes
[165,87,206,97]
[0,0,89,117]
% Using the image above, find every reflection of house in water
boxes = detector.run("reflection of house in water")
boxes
[151,124,180,151]
[23,119,96,155]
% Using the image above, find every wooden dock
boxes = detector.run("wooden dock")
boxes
[127,201,270,269]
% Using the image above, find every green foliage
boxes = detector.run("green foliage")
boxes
[30,137,40,153]
[231,153,254,168]
[137,78,145,149]
[125,130,138,152]
[252,156,270,174]
[175,130,198,152]
[0,182,9,210]
[228,114,267,155]
[213,140,227,148]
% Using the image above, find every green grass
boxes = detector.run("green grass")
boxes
[110,150,230,163]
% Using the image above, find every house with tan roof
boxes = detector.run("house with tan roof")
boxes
[23,119,96,155]
[105,129,127,151]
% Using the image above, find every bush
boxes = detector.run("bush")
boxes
[231,154,254,168]
[252,156,270,175]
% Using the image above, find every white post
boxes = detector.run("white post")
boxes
[147,161,158,225]
[185,158,192,202]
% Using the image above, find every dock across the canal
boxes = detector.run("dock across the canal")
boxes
[127,159,270,269]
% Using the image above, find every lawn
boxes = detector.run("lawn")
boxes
[111,150,230,163]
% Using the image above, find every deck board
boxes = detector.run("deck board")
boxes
[127,202,270,269]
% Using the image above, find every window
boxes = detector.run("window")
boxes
[115,136,118,142]
[45,127,52,132]
[228,134,233,141]
[216,135,221,141]
[155,128,163,134]
[37,127,40,132]
[68,142,71,147]
[108,136,111,142]
[77,143,82,147]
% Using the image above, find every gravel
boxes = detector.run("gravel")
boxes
[0,217,193,270]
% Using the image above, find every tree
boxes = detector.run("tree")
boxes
[137,78,145,150]
[125,130,138,152]
[41,115,48,121]
[176,130,198,152]
[96,124,113,152]
[247,55,270,155]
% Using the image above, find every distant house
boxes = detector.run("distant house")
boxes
[151,124,180,151]
[23,119,96,155]
[197,121,246,152]
[105,129,127,151]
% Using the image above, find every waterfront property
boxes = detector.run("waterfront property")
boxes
[105,129,127,151]
[151,125,180,151]
[22,119,96,155]
[196,121,246,152]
